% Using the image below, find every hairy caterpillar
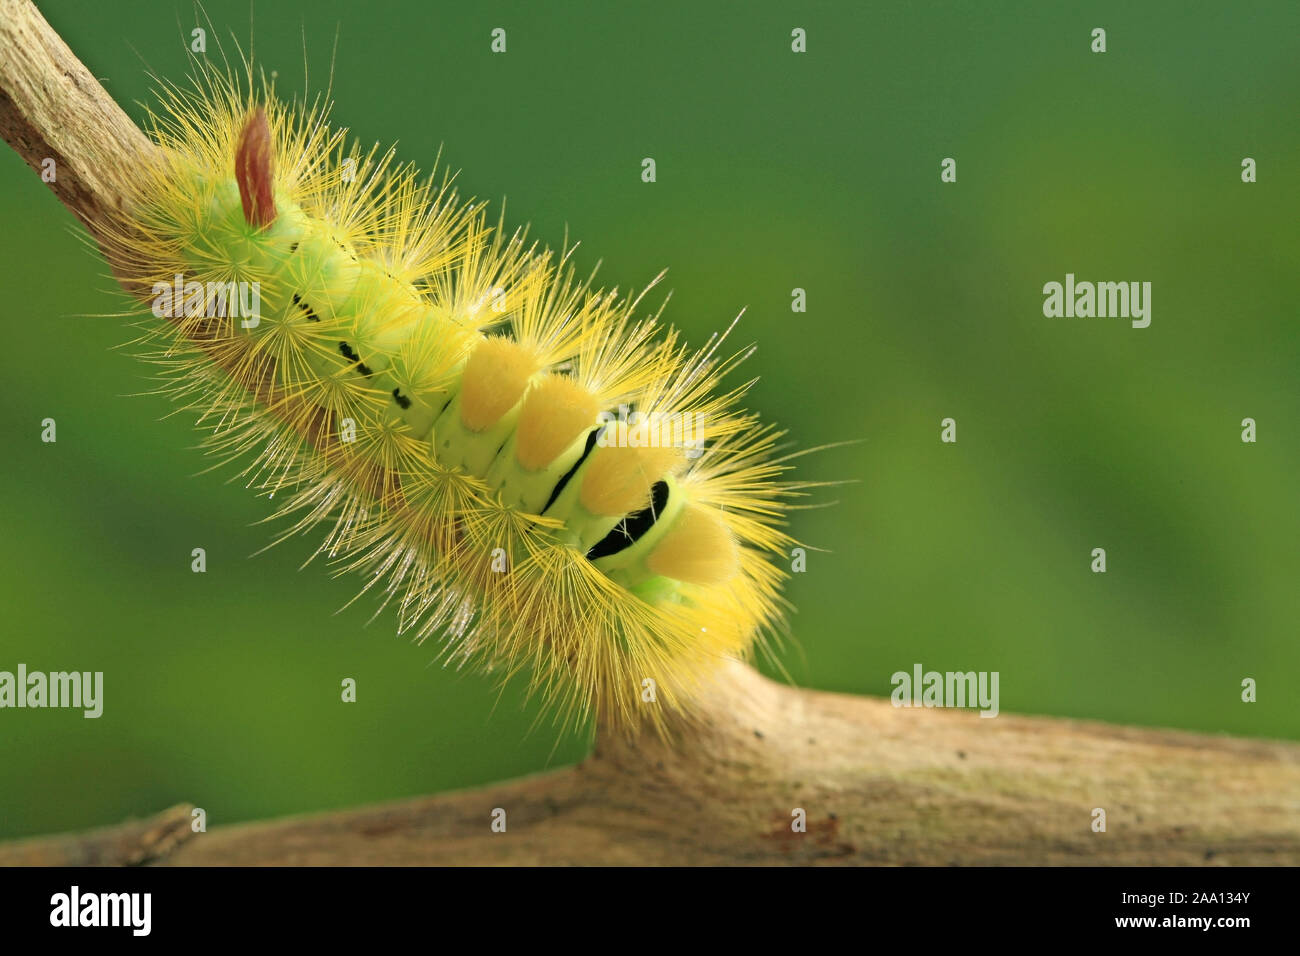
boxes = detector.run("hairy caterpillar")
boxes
[86,58,814,736]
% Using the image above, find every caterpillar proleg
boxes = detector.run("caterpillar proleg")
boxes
[90,60,812,736]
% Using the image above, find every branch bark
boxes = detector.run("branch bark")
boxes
[2,0,1297,866]
[0,0,157,239]
[3,661,1299,865]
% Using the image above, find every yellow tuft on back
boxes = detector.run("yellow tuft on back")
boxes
[459,337,540,431]
[646,502,740,585]
[515,376,600,471]
[579,444,681,516]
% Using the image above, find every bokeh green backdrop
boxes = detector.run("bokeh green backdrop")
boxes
[1,0,1296,840]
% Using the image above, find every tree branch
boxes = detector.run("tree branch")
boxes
[2,661,1298,865]
[0,0,157,239]
[3,0,1298,866]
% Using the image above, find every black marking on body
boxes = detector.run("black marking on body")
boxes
[541,428,601,515]
[392,388,412,409]
[291,292,320,322]
[288,242,299,254]
[338,341,373,377]
[586,480,670,561]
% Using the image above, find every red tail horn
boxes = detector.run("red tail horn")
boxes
[235,108,275,229]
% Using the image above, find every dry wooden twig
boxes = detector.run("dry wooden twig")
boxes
[2,0,1297,866]
[3,660,1299,865]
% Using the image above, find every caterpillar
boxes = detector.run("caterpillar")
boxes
[87,59,813,736]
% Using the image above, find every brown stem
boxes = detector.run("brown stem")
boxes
[0,0,157,239]
[2,661,1299,865]
[2,0,1298,866]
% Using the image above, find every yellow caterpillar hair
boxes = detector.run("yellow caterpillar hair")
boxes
[96,61,808,736]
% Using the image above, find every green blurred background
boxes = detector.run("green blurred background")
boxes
[1,0,1297,840]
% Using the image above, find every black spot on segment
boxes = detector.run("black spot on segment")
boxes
[586,480,670,561]
[291,292,320,322]
[392,388,412,409]
[338,341,373,377]
[288,241,299,254]
[541,428,601,515]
